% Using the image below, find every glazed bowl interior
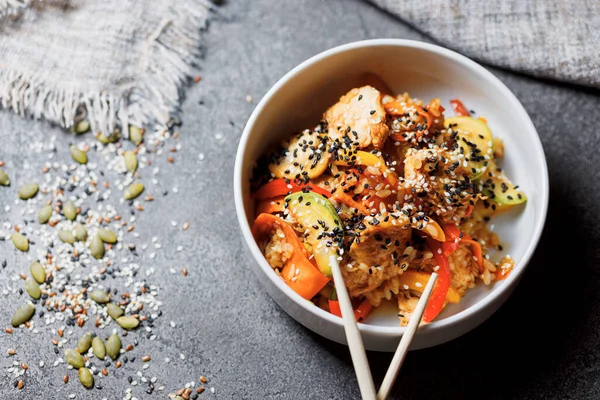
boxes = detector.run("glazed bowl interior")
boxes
[236,40,547,342]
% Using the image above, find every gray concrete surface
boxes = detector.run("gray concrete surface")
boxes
[1,0,600,399]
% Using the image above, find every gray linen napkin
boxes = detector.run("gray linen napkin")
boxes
[369,0,600,89]
[0,0,212,135]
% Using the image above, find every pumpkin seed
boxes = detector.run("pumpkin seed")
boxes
[90,235,104,259]
[58,230,75,244]
[106,334,121,360]
[92,337,106,360]
[65,348,84,369]
[74,224,87,242]
[30,261,46,284]
[107,303,124,320]
[11,233,29,252]
[63,200,77,221]
[10,303,35,327]
[124,151,138,173]
[77,332,93,354]
[97,228,117,244]
[70,145,88,165]
[116,316,139,330]
[90,290,110,304]
[124,183,144,200]
[129,126,143,145]
[25,278,41,300]
[37,205,52,224]
[18,183,38,200]
[78,367,94,389]
[72,120,90,134]
[0,169,9,186]
[96,131,120,144]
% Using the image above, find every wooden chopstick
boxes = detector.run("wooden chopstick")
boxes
[329,255,377,400]
[377,272,438,400]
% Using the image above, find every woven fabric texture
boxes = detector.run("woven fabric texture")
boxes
[369,0,600,89]
[0,0,211,134]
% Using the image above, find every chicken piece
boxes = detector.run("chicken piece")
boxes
[349,217,412,267]
[403,147,476,224]
[325,86,389,150]
[268,129,331,181]
[448,244,479,294]
[342,213,413,297]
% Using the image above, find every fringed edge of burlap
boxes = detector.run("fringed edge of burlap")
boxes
[0,0,212,136]
[0,0,30,18]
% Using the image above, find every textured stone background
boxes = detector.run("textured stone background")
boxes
[1,0,599,399]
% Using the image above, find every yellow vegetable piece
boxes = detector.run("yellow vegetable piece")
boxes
[334,150,398,186]
[415,219,446,242]
[397,270,460,304]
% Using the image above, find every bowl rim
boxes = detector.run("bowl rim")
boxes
[234,38,549,338]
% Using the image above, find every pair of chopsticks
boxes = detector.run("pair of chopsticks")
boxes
[329,255,438,400]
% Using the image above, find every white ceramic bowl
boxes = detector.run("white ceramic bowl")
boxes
[234,39,548,351]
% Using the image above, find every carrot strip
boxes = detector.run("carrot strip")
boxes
[385,100,432,141]
[495,268,512,281]
[252,213,329,299]
[450,99,470,116]
[331,192,369,215]
[461,239,484,273]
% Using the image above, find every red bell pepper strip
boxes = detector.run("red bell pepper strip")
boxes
[252,213,330,300]
[441,224,462,256]
[354,299,373,322]
[450,99,470,116]
[424,239,451,323]
[328,299,373,322]
[441,224,461,241]
[252,179,332,200]
[255,195,286,215]
[328,300,342,318]
[441,241,460,257]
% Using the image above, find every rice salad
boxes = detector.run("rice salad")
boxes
[250,80,525,325]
